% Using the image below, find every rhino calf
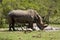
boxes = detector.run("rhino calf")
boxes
[8,9,48,31]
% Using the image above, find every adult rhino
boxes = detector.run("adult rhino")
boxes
[8,9,48,31]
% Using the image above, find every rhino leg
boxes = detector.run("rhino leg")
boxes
[9,22,15,31]
[9,17,15,31]
[9,23,12,31]
[28,22,35,30]
[11,23,15,31]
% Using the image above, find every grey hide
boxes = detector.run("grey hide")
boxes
[8,9,48,31]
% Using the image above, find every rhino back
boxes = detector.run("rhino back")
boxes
[8,10,34,23]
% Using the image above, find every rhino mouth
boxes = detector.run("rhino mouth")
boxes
[41,24,48,30]
[37,23,48,30]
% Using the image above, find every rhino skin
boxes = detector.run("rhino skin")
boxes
[8,9,48,31]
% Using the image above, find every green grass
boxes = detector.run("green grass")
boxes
[0,31,60,40]
[49,24,60,27]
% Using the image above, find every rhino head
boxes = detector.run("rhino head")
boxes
[35,13,48,30]
[37,23,48,30]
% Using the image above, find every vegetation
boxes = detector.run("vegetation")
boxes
[0,0,60,27]
[0,31,60,40]
[0,0,60,40]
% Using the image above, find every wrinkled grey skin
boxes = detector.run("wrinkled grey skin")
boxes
[8,9,48,31]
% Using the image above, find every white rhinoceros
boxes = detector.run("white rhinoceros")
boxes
[8,9,48,31]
